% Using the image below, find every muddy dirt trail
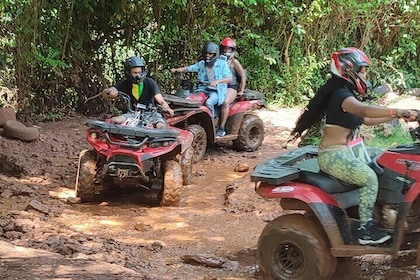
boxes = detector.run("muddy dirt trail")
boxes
[0,104,418,279]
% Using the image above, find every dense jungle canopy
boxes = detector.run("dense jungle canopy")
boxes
[0,0,419,120]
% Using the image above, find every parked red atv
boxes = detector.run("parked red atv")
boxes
[75,92,194,206]
[251,119,420,279]
[163,73,266,162]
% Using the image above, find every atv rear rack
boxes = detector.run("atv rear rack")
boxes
[251,146,318,185]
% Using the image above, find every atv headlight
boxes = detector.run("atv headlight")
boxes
[90,131,98,139]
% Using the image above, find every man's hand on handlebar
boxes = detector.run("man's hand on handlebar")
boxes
[160,102,174,117]
[101,87,119,99]
[167,108,175,117]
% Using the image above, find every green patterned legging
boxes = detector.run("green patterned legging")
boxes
[318,145,378,224]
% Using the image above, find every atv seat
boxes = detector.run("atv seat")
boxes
[295,158,359,193]
[85,120,180,139]
[297,170,360,194]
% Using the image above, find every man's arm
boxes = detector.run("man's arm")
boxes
[170,66,189,73]
[154,93,174,117]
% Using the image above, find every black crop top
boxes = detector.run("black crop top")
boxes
[325,88,363,129]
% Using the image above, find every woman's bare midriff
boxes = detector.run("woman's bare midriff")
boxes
[319,125,353,147]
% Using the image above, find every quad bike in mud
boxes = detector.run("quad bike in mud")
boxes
[162,72,266,163]
[251,117,420,279]
[75,92,194,206]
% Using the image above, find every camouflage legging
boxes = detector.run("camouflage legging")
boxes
[318,145,378,224]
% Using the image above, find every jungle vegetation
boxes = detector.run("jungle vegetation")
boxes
[0,0,419,120]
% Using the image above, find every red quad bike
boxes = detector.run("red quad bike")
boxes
[75,92,194,206]
[251,118,420,279]
[163,72,266,163]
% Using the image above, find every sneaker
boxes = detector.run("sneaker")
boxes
[357,219,392,245]
[215,128,226,138]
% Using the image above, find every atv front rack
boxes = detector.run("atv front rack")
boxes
[86,120,180,139]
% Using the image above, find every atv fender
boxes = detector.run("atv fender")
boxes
[256,182,347,247]
[256,182,341,206]
[228,99,264,116]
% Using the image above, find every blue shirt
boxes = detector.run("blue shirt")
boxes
[187,57,232,105]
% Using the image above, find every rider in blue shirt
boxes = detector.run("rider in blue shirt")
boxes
[171,42,232,127]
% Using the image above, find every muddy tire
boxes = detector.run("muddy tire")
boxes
[157,160,183,206]
[75,150,97,202]
[187,124,207,163]
[233,114,264,151]
[258,214,336,280]
[3,120,40,142]
[0,107,16,127]
[180,147,194,185]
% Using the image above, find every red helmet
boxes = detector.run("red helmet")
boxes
[330,47,371,95]
[220,37,236,49]
[220,38,236,59]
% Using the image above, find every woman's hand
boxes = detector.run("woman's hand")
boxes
[397,109,418,122]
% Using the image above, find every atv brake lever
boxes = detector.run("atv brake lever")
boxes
[84,92,103,103]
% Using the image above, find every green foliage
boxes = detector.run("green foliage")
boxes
[0,0,418,119]
[365,124,413,148]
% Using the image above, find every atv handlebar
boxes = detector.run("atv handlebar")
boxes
[117,91,165,115]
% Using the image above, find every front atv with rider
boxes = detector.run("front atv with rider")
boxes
[163,72,266,163]
[251,116,420,279]
[75,92,194,206]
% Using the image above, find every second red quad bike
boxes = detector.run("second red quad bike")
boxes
[75,92,194,206]
[251,117,420,279]
[163,72,266,163]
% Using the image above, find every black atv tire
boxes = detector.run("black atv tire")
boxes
[180,146,194,185]
[75,150,97,202]
[3,120,40,142]
[187,124,207,163]
[233,114,264,151]
[157,160,183,206]
[258,214,336,280]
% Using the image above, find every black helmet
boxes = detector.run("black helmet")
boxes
[202,42,219,67]
[124,56,147,84]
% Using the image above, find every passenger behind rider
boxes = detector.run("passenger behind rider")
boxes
[218,37,247,137]
[170,42,232,131]
[288,47,418,246]
[102,56,174,129]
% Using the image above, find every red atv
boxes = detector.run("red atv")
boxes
[163,73,266,162]
[75,92,194,206]
[251,119,420,279]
